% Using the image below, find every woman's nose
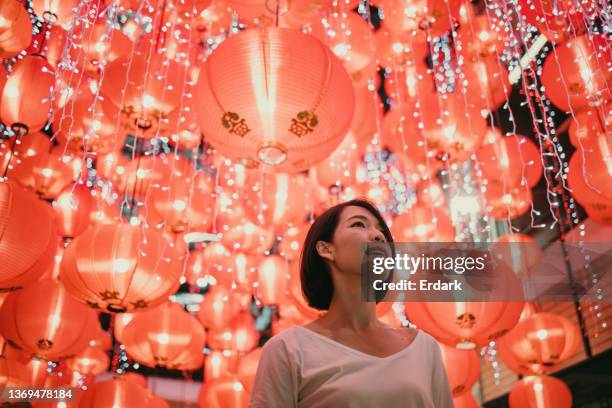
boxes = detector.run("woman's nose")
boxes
[372,230,385,242]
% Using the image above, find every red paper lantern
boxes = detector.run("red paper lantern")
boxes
[0,279,98,360]
[0,347,49,388]
[541,35,611,112]
[509,375,572,408]
[0,131,52,174]
[217,207,276,255]
[78,377,155,408]
[54,183,94,239]
[391,206,455,242]
[101,49,186,136]
[350,84,383,147]
[256,255,289,305]
[204,350,239,381]
[278,222,310,262]
[237,347,263,392]
[405,301,525,349]
[197,285,244,330]
[517,0,589,44]
[65,346,110,376]
[484,184,532,220]
[455,15,505,59]
[60,223,183,313]
[0,180,57,292]
[376,0,462,38]
[195,27,355,172]
[498,312,580,375]
[31,0,78,25]
[121,302,206,370]
[313,132,361,191]
[440,344,480,396]
[567,154,612,225]
[207,312,259,353]
[198,375,250,408]
[0,0,32,59]
[568,104,611,148]
[0,55,55,135]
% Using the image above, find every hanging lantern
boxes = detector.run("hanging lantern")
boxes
[237,347,263,392]
[207,312,259,353]
[194,0,234,35]
[312,132,361,192]
[0,181,57,292]
[113,313,135,344]
[0,0,32,59]
[195,27,355,173]
[31,0,78,25]
[0,55,55,136]
[64,345,109,376]
[484,184,532,220]
[462,58,511,114]
[568,105,611,148]
[350,84,383,147]
[376,0,462,38]
[278,222,309,262]
[60,223,183,313]
[541,35,611,112]
[197,285,244,330]
[101,49,186,136]
[440,344,480,396]
[567,128,612,202]
[454,15,505,60]
[509,375,572,408]
[204,350,239,381]
[0,131,52,174]
[256,255,289,305]
[517,0,590,44]
[476,134,543,190]
[198,375,250,408]
[1,346,50,388]
[405,301,525,349]
[121,302,206,370]
[217,208,276,255]
[498,312,580,375]
[0,279,98,360]
[77,377,156,408]
[54,183,94,239]
[567,154,612,225]
[391,206,455,242]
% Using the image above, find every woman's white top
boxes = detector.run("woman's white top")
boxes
[249,326,454,408]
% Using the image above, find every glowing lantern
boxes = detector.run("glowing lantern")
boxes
[517,0,589,44]
[492,234,542,276]
[567,154,612,225]
[374,28,429,67]
[113,313,135,345]
[440,344,480,396]
[194,27,355,173]
[278,222,309,262]
[81,22,133,68]
[60,223,183,313]
[455,15,505,59]
[204,350,239,381]
[0,279,98,360]
[509,375,572,408]
[462,58,511,114]
[197,285,243,330]
[0,0,32,58]
[218,209,276,255]
[498,312,580,375]
[121,302,206,370]
[0,130,51,174]
[484,184,532,220]
[541,35,611,112]
[198,375,250,408]
[78,377,154,408]
[256,255,289,305]
[405,302,525,349]
[65,346,109,376]
[1,347,49,387]
[0,55,55,136]
[377,0,462,38]
[350,84,383,147]
[244,171,311,228]
[101,49,186,136]
[237,347,263,392]
[567,131,612,202]
[313,133,361,191]
[89,324,112,350]
[54,183,94,239]
[207,312,259,353]
[476,134,543,190]
[194,0,234,35]
[0,181,57,292]
[31,0,78,25]
[568,105,611,148]
[391,206,455,242]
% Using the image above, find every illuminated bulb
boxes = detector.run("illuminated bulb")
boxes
[41,168,53,178]
[536,329,548,340]
[415,224,427,237]
[136,169,147,179]
[233,381,244,391]
[142,94,156,109]
[156,333,170,344]
[112,258,131,274]
[333,43,350,58]
[172,199,187,211]
[478,31,490,41]
[533,382,543,391]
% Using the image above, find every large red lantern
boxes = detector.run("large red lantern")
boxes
[0,181,57,292]
[440,344,480,396]
[121,302,206,370]
[237,347,263,392]
[0,347,49,388]
[64,345,109,376]
[498,312,580,375]
[405,302,525,349]
[60,223,183,313]
[54,183,94,239]
[197,285,244,330]
[256,255,289,305]
[207,312,259,353]
[455,15,505,60]
[113,313,135,344]
[484,183,532,220]
[78,377,156,408]
[198,375,250,408]
[541,35,611,112]
[0,55,55,135]
[0,279,98,360]
[0,0,32,59]
[101,49,186,136]
[204,350,239,381]
[567,154,612,225]
[509,375,572,408]
[195,27,355,173]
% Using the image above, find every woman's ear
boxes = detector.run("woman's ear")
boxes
[316,240,334,262]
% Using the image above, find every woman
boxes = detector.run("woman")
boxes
[249,199,454,408]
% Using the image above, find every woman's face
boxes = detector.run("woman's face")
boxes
[318,205,388,276]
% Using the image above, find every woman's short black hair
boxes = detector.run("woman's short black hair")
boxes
[299,198,394,310]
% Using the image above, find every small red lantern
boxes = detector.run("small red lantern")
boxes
[198,375,250,408]
[0,0,32,59]
[65,346,110,376]
[509,375,572,408]
[256,255,289,305]
[440,343,480,396]
[54,183,94,239]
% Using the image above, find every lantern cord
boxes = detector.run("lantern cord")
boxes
[2,133,21,178]
[155,0,168,50]
[275,0,280,28]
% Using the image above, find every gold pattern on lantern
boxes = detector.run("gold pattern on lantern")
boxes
[289,111,318,137]
[456,313,476,329]
[222,112,251,137]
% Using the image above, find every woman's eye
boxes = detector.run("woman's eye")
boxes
[351,221,366,228]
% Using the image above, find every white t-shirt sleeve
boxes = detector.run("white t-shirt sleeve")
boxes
[430,339,454,408]
[249,334,299,408]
